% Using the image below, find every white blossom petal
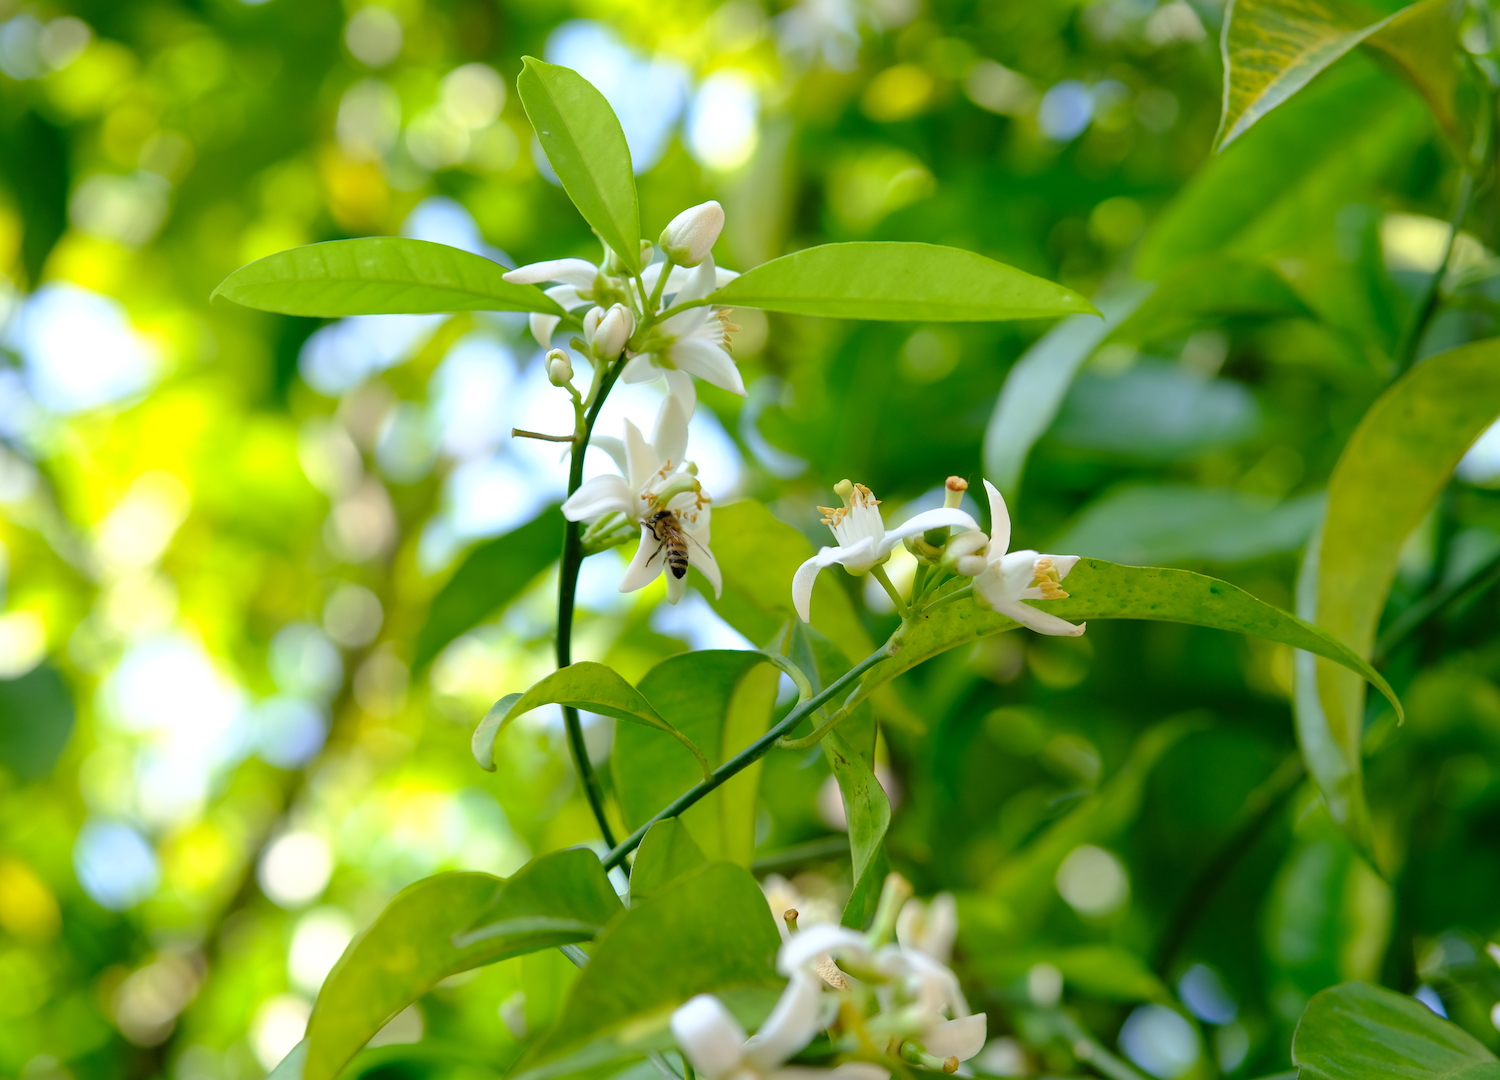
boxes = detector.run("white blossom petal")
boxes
[619,526,668,593]
[590,435,629,476]
[897,893,958,965]
[622,418,659,494]
[688,524,723,599]
[791,542,871,623]
[654,395,690,470]
[671,994,747,1080]
[982,480,1011,557]
[620,354,660,384]
[529,312,561,350]
[874,507,981,558]
[544,283,587,310]
[777,924,872,975]
[996,599,1085,637]
[923,1014,987,1061]
[503,258,598,288]
[664,368,697,415]
[743,972,827,1070]
[671,337,746,396]
[561,474,634,521]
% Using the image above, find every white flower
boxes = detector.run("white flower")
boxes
[584,303,633,360]
[972,480,1084,638]
[504,258,600,351]
[672,974,833,1080]
[561,396,721,605]
[792,481,978,622]
[896,893,957,965]
[622,257,745,412]
[762,874,843,943]
[660,200,725,267]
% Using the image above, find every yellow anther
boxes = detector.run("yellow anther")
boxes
[1032,557,1069,599]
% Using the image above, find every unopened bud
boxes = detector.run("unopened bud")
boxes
[545,349,574,387]
[659,200,725,267]
[944,476,968,509]
[943,529,990,578]
[585,303,634,360]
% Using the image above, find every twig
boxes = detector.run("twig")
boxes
[512,428,574,443]
[601,643,895,868]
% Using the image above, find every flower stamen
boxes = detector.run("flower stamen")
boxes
[1031,556,1069,599]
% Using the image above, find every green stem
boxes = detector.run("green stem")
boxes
[918,583,973,614]
[776,707,847,750]
[601,642,895,868]
[558,356,627,849]
[1051,1011,1148,1080]
[1394,167,1475,374]
[647,256,675,314]
[870,565,907,615]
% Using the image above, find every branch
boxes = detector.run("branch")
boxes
[601,642,895,869]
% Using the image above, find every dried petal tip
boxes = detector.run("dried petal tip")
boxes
[659,200,725,267]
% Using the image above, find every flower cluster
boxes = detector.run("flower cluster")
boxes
[518,201,742,604]
[794,475,1084,636]
[671,875,985,1080]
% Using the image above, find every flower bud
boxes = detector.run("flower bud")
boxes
[658,200,724,267]
[585,303,634,360]
[545,349,574,387]
[942,529,990,577]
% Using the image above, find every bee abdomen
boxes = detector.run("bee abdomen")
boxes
[666,544,689,578]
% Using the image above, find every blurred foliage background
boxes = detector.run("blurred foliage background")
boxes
[2,0,1500,1079]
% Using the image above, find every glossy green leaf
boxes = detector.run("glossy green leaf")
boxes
[1139,63,1425,278]
[628,818,706,900]
[983,282,1153,502]
[707,242,1097,322]
[485,661,711,779]
[1305,337,1500,854]
[1292,981,1500,1080]
[516,862,783,1080]
[1364,0,1465,147]
[212,238,564,317]
[706,500,921,732]
[304,851,621,1080]
[823,726,890,929]
[1215,0,1401,151]
[0,663,75,781]
[413,506,563,671]
[455,847,621,948]
[846,559,1401,721]
[613,650,779,864]
[1109,259,1310,345]
[1054,486,1323,566]
[517,58,641,273]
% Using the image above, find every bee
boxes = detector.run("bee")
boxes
[643,508,694,579]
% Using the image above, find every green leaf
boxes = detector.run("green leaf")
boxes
[485,661,712,779]
[613,650,779,865]
[1215,0,1406,151]
[1304,336,1500,853]
[1139,63,1426,278]
[304,852,621,1080]
[0,663,75,781]
[1053,486,1323,566]
[472,694,523,772]
[455,847,622,947]
[1292,981,1500,1080]
[846,559,1401,721]
[982,282,1153,502]
[822,726,891,930]
[413,507,563,671]
[211,238,565,317]
[516,862,783,1080]
[628,818,707,901]
[1109,259,1311,345]
[517,58,641,274]
[1364,0,1466,149]
[706,500,922,733]
[707,242,1097,322]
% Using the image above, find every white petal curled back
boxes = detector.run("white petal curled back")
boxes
[876,507,980,560]
[503,258,598,288]
[670,336,746,396]
[619,525,668,594]
[529,312,560,351]
[791,541,874,623]
[777,923,872,975]
[923,1014,987,1061]
[995,600,1086,637]
[671,994,747,1080]
[981,479,1011,556]
[743,971,826,1070]
[560,474,634,522]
